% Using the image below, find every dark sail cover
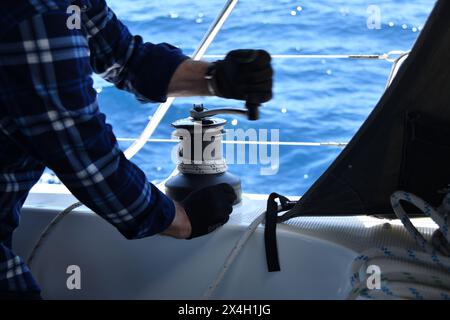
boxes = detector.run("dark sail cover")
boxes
[285,0,450,218]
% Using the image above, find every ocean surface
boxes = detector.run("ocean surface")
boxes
[48,0,437,196]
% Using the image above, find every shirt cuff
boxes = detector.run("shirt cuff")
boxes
[135,185,176,238]
[132,39,190,103]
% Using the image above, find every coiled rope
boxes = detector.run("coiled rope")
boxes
[174,126,228,175]
[347,190,450,300]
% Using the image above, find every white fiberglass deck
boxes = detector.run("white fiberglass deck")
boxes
[11,184,436,300]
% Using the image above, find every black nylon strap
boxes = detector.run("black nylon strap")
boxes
[264,193,280,272]
[264,193,297,272]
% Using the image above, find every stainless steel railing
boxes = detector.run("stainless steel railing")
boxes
[124,0,239,159]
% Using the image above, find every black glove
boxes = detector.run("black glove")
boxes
[181,183,237,239]
[206,49,273,104]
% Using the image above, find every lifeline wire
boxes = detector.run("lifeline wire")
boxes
[120,50,407,164]
[117,137,348,148]
[203,51,407,62]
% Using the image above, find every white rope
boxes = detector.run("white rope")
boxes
[27,202,83,269]
[391,191,449,252]
[202,211,266,300]
[347,190,450,300]
[178,159,228,175]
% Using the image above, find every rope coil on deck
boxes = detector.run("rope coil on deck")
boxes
[347,190,450,300]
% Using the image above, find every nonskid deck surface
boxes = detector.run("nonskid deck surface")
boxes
[13,185,436,299]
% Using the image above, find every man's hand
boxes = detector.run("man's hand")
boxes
[167,49,273,105]
[207,49,273,104]
[182,184,237,239]
[162,184,237,239]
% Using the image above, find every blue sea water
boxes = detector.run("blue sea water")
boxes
[91,0,435,196]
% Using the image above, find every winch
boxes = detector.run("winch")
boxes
[165,102,260,204]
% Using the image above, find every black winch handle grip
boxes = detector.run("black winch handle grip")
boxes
[246,101,260,121]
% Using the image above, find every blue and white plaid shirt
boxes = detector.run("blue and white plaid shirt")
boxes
[0,0,189,295]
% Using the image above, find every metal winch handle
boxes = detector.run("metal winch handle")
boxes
[246,101,260,120]
[190,108,246,119]
[190,103,260,120]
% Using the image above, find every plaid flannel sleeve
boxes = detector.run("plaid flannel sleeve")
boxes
[81,0,189,103]
[3,8,180,239]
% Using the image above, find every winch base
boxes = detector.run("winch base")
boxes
[165,172,242,204]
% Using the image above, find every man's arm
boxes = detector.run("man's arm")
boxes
[167,60,212,97]
[82,1,273,103]
[82,0,192,103]
[2,9,184,239]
